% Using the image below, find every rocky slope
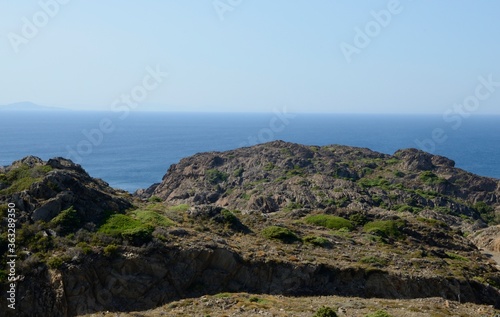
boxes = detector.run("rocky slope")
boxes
[148,141,499,228]
[1,142,500,317]
[0,156,132,224]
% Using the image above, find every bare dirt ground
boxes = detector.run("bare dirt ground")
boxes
[81,293,500,317]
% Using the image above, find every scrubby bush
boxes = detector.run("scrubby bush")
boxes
[261,226,299,243]
[304,215,353,231]
[103,244,119,257]
[365,310,392,317]
[303,236,330,247]
[98,214,153,244]
[312,306,337,317]
[474,201,495,223]
[168,203,190,212]
[0,164,53,195]
[419,171,446,185]
[46,255,70,269]
[349,213,368,226]
[205,169,229,184]
[148,196,162,203]
[133,210,174,227]
[50,206,82,235]
[220,209,238,224]
[363,220,405,239]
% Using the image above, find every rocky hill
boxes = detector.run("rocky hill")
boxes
[146,141,499,228]
[1,142,500,317]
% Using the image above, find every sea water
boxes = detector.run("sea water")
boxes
[0,111,499,192]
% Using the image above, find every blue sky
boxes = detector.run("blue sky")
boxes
[1,1,500,113]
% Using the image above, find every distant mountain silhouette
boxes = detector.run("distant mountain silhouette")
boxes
[0,101,70,111]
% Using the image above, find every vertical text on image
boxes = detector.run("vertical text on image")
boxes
[6,202,17,310]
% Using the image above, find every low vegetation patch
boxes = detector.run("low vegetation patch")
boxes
[313,306,338,317]
[132,209,174,227]
[0,164,53,195]
[364,310,392,317]
[205,169,229,184]
[261,226,299,243]
[98,214,154,244]
[419,171,446,185]
[303,235,330,247]
[304,214,354,231]
[168,204,190,212]
[50,206,82,235]
[360,256,388,267]
[363,220,405,239]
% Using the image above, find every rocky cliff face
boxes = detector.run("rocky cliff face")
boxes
[1,142,500,317]
[13,243,500,316]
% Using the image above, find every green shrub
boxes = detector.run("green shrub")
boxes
[103,244,119,256]
[386,158,400,165]
[364,310,392,317]
[358,176,391,189]
[148,196,162,203]
[76,242,93,254]
[0,164,53,195]
[393,170,404,177]
[303,236,330,247]
[120,226,153,243]
[284,202,303,211]
[0,204,8,218]
[206,169,229,184]
[263,163,275,171]
[233,167,244,177]
[313,306,337,317]
[133,210,174,227]
[220,209,238,224]
[261,226,299,243]
[474,201,495,223]
[360,256,388,266]
[46,255,70,269]
[363,220,405,239]
[50,206,82,235]
[0,269,7,283]
[305,215,354,231]
[349,213,368,226]
[419,171,446,185]
[98,214,153,243]
[445,252,468,262]
[169,204,190,212]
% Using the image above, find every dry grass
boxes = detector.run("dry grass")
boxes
[79,293,499,317]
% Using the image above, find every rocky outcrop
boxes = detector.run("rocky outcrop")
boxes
[470,225,500,252]
[147,141,500,225]
[0,156,132,224]
[12,244,500,317]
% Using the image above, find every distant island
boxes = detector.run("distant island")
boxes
[0,101,70,112]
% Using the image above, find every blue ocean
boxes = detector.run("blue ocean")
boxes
[1,111,499,192]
